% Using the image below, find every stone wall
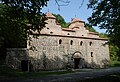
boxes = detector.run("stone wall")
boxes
[27,34,110,70]
[6,48,29,70]
[6,35,110,71]
[6,12,110,71]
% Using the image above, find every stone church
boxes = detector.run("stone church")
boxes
[6,12,110,71]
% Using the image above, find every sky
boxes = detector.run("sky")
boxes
[42,0,106,33]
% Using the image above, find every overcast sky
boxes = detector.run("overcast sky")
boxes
[42,0,106,33]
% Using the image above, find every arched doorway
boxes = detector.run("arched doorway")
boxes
[74,58,80,69]
[72,51,82,69]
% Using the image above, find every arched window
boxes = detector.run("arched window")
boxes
[80,41,83,46]
[90,42,92,46]
[91,52,93,57]
[59,39,62,44]
[70,40,73,45]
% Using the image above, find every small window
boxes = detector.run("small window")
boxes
[90,42,92,46]
[82,35,84,36]
[91,52,93,57]
[80,41,83,46]
[47,28,49,29]
[67,33,70,35]
[70,40,73,45]
[59,39,62,44]
[50,32,53,34]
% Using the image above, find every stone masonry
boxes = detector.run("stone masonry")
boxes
[6,12,110,71]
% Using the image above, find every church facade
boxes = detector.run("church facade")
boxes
[6,12,110,71]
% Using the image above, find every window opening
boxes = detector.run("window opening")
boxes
[67,33,70,35]
[91,52,93,57]
[59,39,62,44]
[90,42,92,46]
[70,40,73,45]
[50,32,53,34]
[80,41,83,46]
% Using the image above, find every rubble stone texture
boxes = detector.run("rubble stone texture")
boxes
[6,12,110,71]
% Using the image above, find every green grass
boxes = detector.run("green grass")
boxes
[0,65,75,77]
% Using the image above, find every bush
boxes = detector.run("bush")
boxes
[109,60,120,67]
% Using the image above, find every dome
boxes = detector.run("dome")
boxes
[45,12,56,19]
[71,18,84,23]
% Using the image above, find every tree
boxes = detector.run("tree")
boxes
[85,23,97,32]
[53,14,97,32]
[88,0,120,58]
[110,45,119,61]
[0,4,27,59]
[0,0,70,59]
[99,33,108,38]
[0,4,26,47]
[53,14,70,28]
[1,0,49,33]
[0,0,49,59]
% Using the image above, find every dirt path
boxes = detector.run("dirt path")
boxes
[1,67,120,82]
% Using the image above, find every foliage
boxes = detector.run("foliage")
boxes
[109,45,119,61]
[0,0,49,59]
[88,0,120,58]
[0,4,26,48]
[109,60,120,67]
[53,14,70,28]
[63,22,70,28]
[1,0,49,33]
[53,14,97,31]
[99,33,108,38]
[85,23,97,32]
[0,4,26,59]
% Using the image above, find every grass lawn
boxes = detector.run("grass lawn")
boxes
[0,65,75,77]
